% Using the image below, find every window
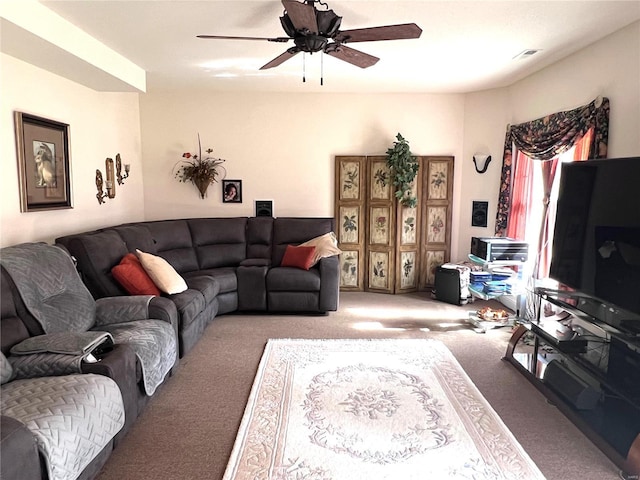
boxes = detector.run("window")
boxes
[506,128,594,279]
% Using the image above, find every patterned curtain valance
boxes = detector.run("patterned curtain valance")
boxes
[494,96,610,236]
[508,96,609,161]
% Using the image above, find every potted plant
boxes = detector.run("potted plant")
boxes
[174,134,226,199]
[386,133,419,207]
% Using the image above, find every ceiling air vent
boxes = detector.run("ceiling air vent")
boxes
[513,49,541,60]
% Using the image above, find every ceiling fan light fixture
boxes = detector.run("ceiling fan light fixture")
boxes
[316,9,341,36]
[295,34,328,52]
[198,0,422,76]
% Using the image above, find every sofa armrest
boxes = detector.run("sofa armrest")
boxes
[95,296,177,328]
[147,296,179,328]
[95,296,154,326]
[81,344,140,439]
[318,255,340,312]
[1,415,41,480]
[240,258,271,267]
[95,296,179,370]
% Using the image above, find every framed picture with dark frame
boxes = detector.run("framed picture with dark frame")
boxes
[14,111,72,212]
[222,179,242,203]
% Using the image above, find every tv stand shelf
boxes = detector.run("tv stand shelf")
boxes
[504,285,640,478]
[529,320,588,353]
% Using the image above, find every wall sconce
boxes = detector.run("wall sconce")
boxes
[105,158,116,198]
[96,157,118,204]
[473,154,492,174]
[116,153,130,185]
[96,153,130,204]
[95,169,108,204]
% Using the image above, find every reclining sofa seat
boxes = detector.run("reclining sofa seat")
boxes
[0,244,178,480]
[1,352,125,480]
[267,217,340,312]
[0,243,179,402]
[0,267,140,439]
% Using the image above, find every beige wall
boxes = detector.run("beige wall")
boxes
[1,22,638,260]
[0,54,144,247]
[138,91,465,253]
[507,21,640,159]
[456,21,640,262]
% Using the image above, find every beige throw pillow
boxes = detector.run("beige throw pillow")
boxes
[136,249,188,294]
[299,232,342,266]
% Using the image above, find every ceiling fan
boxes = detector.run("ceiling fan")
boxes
[197,0,422,72]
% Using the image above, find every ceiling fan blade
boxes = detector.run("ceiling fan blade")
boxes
[282,0,318,34]
[197,35,290,43]
[334,23,422,44]
[260,49,301,70]
[325,45,379,69]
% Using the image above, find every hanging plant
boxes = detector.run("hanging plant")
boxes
[173,133,226,199]
[386,133,419,207]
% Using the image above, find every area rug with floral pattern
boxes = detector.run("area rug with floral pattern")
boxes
[223,338,545,480]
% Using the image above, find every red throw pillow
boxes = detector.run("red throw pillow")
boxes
[111,254,161,296]
[120,253,140,265]
[280,245,317,270]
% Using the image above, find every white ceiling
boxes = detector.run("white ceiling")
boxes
[29,1,640,93]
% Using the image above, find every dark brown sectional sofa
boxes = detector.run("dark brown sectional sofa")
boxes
[0,216,339,480]
[56,216,340,357]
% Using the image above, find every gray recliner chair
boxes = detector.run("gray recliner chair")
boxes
[0,243,178,398]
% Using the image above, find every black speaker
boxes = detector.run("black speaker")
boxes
[471,201,488,227]
[434,266,462,305]
[255,200,273,217]
[543,359,600,410]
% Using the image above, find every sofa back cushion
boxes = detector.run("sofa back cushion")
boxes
[271,218,335,266]
[188,218,248,269]
[57,230,129,298]
[111,224,157,254]
[246,217,273,260]
[146,220,199,273]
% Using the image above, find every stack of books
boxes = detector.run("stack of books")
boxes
[483,280,508,295]
[470,271,492,289]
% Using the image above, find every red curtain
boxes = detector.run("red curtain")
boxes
[505,151,534,240]
[573,127,593,162]
[535,128,593,277]
[505,127,595,279]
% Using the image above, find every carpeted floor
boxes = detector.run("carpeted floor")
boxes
[96,292,621,480]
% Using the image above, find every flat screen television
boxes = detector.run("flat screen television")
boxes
[549,156,640,335]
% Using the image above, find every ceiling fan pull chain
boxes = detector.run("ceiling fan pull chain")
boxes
[303,53,306,83]
[321,51,324,86]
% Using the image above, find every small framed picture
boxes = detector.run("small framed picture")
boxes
[14,111,72,212]
[222,179,242,203]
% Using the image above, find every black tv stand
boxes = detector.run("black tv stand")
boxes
[503,285,640,477]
